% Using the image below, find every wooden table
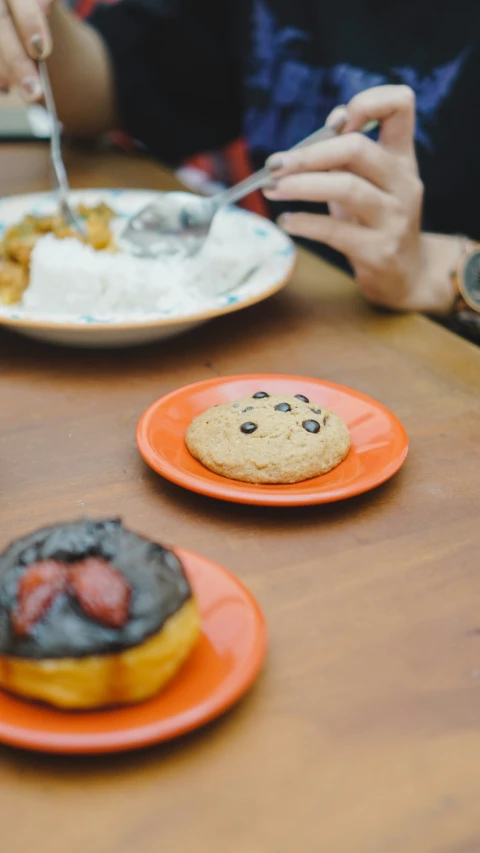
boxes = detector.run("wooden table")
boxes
[1,143,480,853]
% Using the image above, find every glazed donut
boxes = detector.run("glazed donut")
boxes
[0,519,201,709]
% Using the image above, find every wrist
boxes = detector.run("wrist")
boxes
[416,233,464,315]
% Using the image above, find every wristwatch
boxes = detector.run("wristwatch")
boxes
[451,237,480,314]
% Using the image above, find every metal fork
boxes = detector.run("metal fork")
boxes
[34,41,84,236]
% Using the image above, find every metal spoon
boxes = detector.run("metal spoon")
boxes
[120,119,378,259]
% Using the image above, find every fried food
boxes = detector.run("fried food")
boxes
[0,518,202,710]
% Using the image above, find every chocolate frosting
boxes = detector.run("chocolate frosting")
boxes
[0,519,192,660]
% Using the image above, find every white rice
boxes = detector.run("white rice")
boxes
[23,213,270,319]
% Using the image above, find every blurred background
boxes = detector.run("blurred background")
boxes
[0,0,267,215]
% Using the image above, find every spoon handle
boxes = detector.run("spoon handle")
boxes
[36,52,84,235]
[213,119,378,210]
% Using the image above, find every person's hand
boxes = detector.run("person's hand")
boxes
[264,85,455,314]
[0,0,53,100]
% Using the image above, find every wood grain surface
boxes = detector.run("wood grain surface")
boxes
[1,144,480,853]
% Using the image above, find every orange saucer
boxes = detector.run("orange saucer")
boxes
[0,549,266,754]
[137,374,408,506]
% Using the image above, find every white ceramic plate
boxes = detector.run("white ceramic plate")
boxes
[0,188,296,348]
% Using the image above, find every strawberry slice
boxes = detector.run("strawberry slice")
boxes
[12,560,69,637]
[69,558,131,628]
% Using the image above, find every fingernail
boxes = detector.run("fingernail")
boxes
[266,157,285,173]
[325,106,348,132]
[277,213,292,229]
[22,76,43,101]
[30,34,45,58]
[263,178,278,192]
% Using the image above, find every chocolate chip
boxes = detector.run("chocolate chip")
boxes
[274,402,291,412]
[252,391,269,399]
[232,403,239,408]
[323,416,328,426]
[240,422,257,434]
[242,406,254,413]
[302,419,320,434]
[310,407,322,415]
[295,394,310,403]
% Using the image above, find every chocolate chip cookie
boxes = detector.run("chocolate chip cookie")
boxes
[185,392,351,484]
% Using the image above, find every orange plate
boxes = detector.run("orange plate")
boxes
[0,549,266,755]
[137,374,408,506]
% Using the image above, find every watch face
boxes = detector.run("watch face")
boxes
[463,252,480,309]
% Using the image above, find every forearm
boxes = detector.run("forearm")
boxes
[46,3,117,137]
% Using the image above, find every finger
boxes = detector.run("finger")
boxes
[264,171,393,227]
[278,211,378,261]
[342,85,416,157]
[0,0,42,98]
[7,0,51,58]
[266,132,394,192]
